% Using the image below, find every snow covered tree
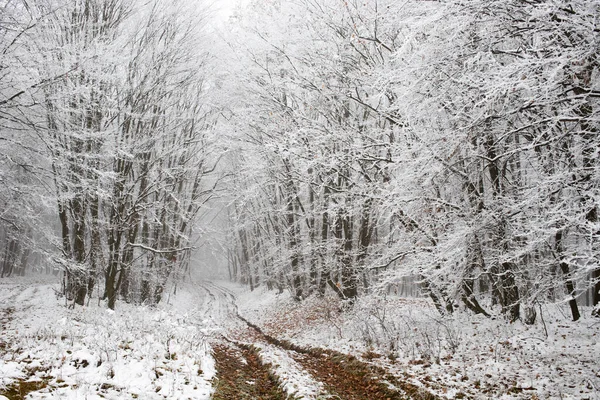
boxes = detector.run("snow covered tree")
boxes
[375,0,599,321]
[0,0,56,278]
[9,0,220,308]
[224,0,599,322]
[223,0,399,300]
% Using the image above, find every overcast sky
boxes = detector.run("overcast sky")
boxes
[212,0,246,20]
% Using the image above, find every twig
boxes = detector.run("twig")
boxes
[126,243,193,254]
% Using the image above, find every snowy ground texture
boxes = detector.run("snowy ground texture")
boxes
[0,277,215,400]
[230,282,600,400]
[1,276,599,399]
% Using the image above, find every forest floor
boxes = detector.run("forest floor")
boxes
[0,276,599,399]
[229,283,600,400]
[0,277,215,400]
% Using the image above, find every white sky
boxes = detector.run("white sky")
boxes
[211,0,247,20]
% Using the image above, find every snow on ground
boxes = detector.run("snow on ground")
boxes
[0,277,215,399]
[3,276,599,399]
[255,342,326,399]
[226,281,600,400]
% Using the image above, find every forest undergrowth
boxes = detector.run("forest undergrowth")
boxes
[232,284,600,400]
[0,278,215,400]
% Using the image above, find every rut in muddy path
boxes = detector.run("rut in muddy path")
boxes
[238,316,438,400]
[211,342,291,400]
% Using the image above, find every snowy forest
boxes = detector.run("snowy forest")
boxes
[221,0,600,323]
[1,0,599,398]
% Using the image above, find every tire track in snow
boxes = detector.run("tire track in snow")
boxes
[200,281,327,398]
[211,341,289,400]
[196,283,292,398]
[254,342,327,399]
[203,282,438,400]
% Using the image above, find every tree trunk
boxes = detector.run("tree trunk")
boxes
[462,236,490,317]
[555,230,581,321]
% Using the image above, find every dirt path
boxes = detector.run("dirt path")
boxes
[202,282,438,400]
[211,342,290,400]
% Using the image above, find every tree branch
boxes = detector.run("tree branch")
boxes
[127,243,193,254]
